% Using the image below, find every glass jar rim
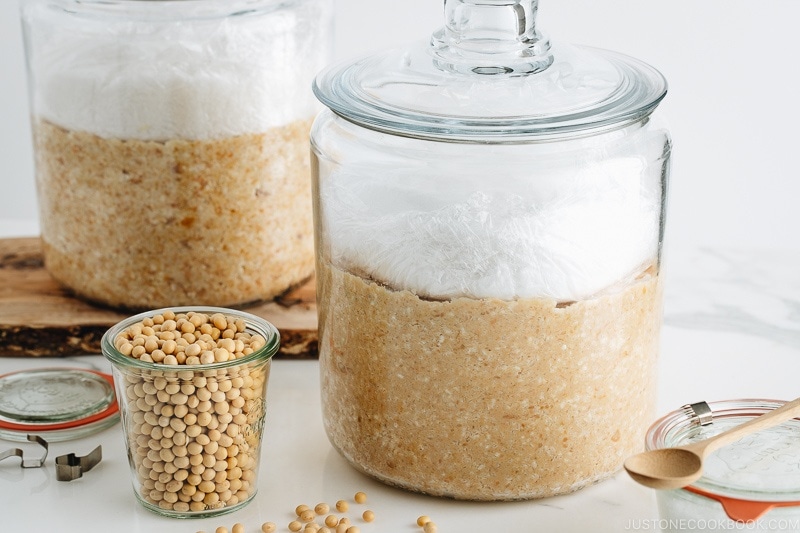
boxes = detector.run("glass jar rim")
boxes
[101,306,280,371]
[27,0,302,22]
[645,398,800,504]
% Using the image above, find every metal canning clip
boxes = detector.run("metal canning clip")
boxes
[681,401,714,426]
[0,434,49,468]
[55,445,102,482]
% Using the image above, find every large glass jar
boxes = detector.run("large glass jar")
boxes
[311,0,671,500]
[21,0,333,309]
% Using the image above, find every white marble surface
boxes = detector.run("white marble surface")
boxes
[1,222,798,532]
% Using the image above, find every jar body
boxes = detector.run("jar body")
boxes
[22,0,333,309]
[311,111,671,500]
[102,306,279,518]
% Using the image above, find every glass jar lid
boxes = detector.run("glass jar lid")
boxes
[646,399,800,521]
[313,0,667,142]
[0,368,119,442]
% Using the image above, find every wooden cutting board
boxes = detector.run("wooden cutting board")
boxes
[0,237,318,358]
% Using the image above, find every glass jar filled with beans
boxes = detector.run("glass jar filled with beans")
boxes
[102,307,280,518]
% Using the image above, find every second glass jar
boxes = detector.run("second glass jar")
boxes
[22,0,333,309]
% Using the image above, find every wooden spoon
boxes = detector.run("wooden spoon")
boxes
[624,397,800,490]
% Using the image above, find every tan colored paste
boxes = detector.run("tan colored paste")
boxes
[34,119,314,309]
[318,261,662,500]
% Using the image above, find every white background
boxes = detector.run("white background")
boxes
[2,0,799,249]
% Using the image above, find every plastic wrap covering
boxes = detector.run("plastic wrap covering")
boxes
[24,0,331,140]
[321,137,664,302]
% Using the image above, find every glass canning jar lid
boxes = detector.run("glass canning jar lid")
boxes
[313,0,667,142]
[0,368,119,442]
[646,399,800,522]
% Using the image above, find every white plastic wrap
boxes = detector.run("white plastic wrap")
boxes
[26,1,330,140]
[322,154,661,302]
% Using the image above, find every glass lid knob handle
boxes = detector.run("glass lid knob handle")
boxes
[430,0,553,76]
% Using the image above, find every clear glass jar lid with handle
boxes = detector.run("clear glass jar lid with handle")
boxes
[314,0,667,141]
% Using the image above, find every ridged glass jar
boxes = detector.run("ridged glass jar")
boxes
[102,306,280,518]
[646,400,800,532]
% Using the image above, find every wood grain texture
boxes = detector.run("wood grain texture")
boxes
[0,237,318,358]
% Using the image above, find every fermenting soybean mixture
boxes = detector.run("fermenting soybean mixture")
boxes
[36,119,314,308]
[318,262,662,500]
[114,310,270,513]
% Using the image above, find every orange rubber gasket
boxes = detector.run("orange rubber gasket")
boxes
[685,485,800,522]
